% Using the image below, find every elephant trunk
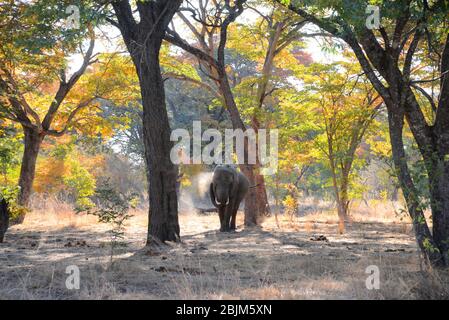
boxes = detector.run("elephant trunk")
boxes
[214,186,230,207]
[216,196,229,207]
[220,197,230,206]
[209,183,221,208]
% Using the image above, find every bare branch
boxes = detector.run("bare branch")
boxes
[45,97,98,137]
[42,31,96,130]
[411,83,437,114]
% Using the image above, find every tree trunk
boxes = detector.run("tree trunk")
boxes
[332,179,346,235]
[427,154,449,266]
[274,173,281,228]
[250,21,286,220]
[134,45,180,245]
[218,76,268,226]
[0,198,9,243]
[239,164,259,226]
[255,173,271,216]
[250,117,272,218]
[328,139,346,234]
[15,127,43,223]
[112,0,182,245]
[387,107,444,266]
[340,170,351,218]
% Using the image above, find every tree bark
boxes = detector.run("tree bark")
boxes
[340,171,350,214]
[0,198,9,243]
[329,160,346,234]
[428,34,449,266]
[239,164,258,226]
[255,173,271,216]
[250,116,272,218]
[330,153,352,234]
[251,22,285,219]
[427,161,449,266]
[387,106,444,266]
[137,47,181,244]
[218,75,266,226]
[15,127,43,222]
[112,0,182,245]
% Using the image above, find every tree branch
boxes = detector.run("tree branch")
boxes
[45,98,98,137]
[42,31,96,130]
[163,72,223,102]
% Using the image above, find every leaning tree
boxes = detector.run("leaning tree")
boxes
[164,0,272,226]
[279,0,449,267]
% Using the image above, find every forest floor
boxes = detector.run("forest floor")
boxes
[1,201,448,300]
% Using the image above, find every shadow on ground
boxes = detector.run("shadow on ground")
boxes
[0,214,434,300]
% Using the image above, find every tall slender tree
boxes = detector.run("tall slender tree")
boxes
[304,61,383,233]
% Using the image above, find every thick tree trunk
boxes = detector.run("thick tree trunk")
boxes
[15,127,43,223]
[427,156,449,266]
[251,118,272,218]
[112,0,182,246]
[255,173,271,217]
[387,107,444,266]
[134,45,180,245]
[239,164,258,226]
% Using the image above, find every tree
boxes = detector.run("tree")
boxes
[304,60,382,233]
[107,47,221,165]
[108,0,183,244]
[227,2,317,219]
[165,0,283,225]
[279,0,449,266]
[0,1,101,221]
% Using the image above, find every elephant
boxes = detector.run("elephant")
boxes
[209,165,249,232]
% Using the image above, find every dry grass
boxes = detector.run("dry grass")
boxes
[0,199,448,300]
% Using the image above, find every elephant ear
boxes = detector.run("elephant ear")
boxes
[210,183,220,208]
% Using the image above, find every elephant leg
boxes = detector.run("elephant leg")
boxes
[230,204,238,231]
[223,205,233,232]
[218,207,226,232]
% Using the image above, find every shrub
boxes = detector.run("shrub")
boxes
[0,186,28,221]
[77,180,137,263]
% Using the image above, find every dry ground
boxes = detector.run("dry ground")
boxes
[0,200,448,300]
